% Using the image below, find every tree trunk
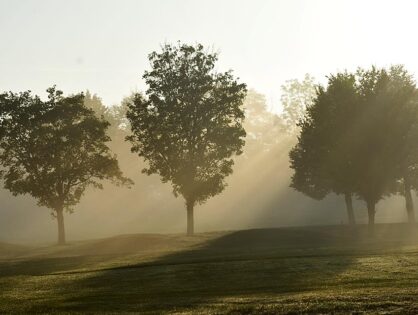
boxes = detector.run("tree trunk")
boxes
[366,200,375,235]
[403,176,415,224]
[186,200,194,236]
[344,192,356,226]
[56,206,66,245]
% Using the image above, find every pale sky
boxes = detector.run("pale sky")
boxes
[1,0,418,111]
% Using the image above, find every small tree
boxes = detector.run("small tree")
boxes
[0,87,131,244]
[281,74,316,135]
[243,89,283,156]
[126,43,246,235]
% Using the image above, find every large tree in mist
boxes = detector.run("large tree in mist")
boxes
[352,67,413,227]
[126,42,246,235]
[291,66,418,228]
[290,72,360,226]
[386,66,418,224]
[0,87,131,244]
[357,66,418,224]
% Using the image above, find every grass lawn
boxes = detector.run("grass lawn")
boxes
[1,223,418,314]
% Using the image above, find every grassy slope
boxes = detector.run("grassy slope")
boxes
[1,224,418,314]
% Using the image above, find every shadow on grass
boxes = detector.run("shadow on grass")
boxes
[0,233,201,276]
[49,224,418,313]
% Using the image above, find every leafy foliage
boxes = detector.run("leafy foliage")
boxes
[281,74,316,134]
[290,72,359,200]
[243,90,283,155]
[290,65,418,225]
[0,87,131,214]
[126,43,247,206]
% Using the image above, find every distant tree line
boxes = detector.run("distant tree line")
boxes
[290,66,418,229]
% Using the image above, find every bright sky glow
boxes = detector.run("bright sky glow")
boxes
[1,0,418,111]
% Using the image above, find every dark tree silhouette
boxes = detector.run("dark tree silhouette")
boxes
[375,66,418,224]
[291,66,418,228]
[353,67,408,227]
[0,87,131,244]
[126,43,246,235]
[290,72,359,226]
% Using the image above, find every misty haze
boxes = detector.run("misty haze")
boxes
[1,0,418,314]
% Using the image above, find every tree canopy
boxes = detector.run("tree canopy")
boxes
[281,74,316,135]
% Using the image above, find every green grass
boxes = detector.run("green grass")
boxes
[1,224,418,314]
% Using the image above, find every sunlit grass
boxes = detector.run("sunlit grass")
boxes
[1,224,418,314]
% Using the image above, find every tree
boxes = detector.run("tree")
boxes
[84,91,128,139]
[289,72,360,226]
[0,87,131,244]
[291,66,418,228]
[353,67,407,227]
[84,90,108,119]
[243,89,283,156]
[373,66,418,224]
[126,42,246,235]
[281,74,316,135]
